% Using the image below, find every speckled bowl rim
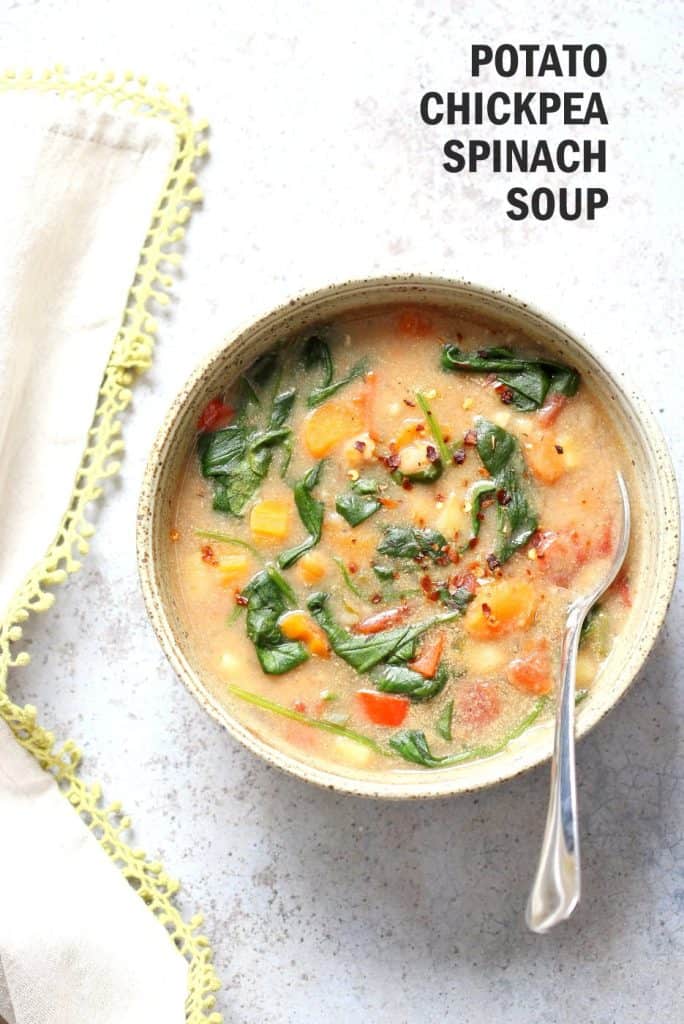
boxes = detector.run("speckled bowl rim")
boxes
[137,275,679,799]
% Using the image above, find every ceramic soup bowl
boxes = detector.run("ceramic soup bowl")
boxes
[137,276,679,798]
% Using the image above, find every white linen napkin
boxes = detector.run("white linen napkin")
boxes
[0,92,188,1024]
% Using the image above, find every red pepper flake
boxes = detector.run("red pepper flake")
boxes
[496,488,512,506]
[169,528,180,542]
[500,387,514,405]
[481,602,492,617]
[555,444,564,454]
[435,493,445,503]
[354,439,367,452]
[469,536,479,549]
[453,448,466,465]
[293,700,307,714]
[403,398,416,407]
[235,593,249,606]
[416,423,426,433]
[426,444,439,463]
[348,562,358,574]
[402,478,413,490]
[386,452,401,470]
[464,429,477,446]
[371,593,383,604]
[200,543,218,566]
[420,575,433,594]
[486,554,501,572]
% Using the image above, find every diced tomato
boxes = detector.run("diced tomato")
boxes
[449,571,477,595]
[458,681,501,727]
[283,721,317,749]
[197,397,234,432]
[537,392,567,427]
[409,632,445,679]
[611,568,632,607]
[397,309,433,337]
[596,520,614,557]
[356,690,409,727]
[352,605,411,634]
[293,700,307,713]
[200,543,218,566]
[506,640,553,695]
[534,530,583,587]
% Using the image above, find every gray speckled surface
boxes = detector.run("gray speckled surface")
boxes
[3,2,683,1022]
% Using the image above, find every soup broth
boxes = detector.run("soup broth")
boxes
[170,306,633,774]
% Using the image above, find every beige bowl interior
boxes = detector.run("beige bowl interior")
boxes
[137,277,679,798]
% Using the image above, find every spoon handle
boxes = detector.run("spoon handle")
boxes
[525,602,584,933]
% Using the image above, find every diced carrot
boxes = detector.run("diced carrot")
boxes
[197,397,234,432]
[250,499,290,540]
[464,579,537,639]
[396,308,433,337]
[217,553,250,585]
[296,550,328,585]
[409,632,445,678]
[526,433,567,484]
[458,681,501,727]
[279,610,330,658]
[303,399,362,458]
[537,392,567,428]
[356,690,409,727]
[352,605,411,634]
[506,640,552,695]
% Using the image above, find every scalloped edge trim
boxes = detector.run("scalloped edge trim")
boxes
[0,67,221,1023]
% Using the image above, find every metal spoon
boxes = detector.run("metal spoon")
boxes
[526,472,631,933]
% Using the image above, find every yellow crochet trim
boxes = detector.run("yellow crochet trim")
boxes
[0,67,221,1023]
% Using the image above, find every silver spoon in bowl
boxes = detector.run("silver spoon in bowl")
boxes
[526,472,631,933]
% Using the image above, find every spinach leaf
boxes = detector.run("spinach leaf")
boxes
[441,344,579,410]
[474,418,538,563]
[377,525,449,562]
[278,462,325,569]
[475,420,516,476]
[465,480,497,543]
[302,334,334,387]
[580,603,610,657]
[435,700,454,741]
[302,332,369,408]
[336,477,382,527]
[390,460,443,486]
[434,583,475,613]
[390,697,547,767]
[200,382,296,517]
[307,593,457,673]
[242,567,308,675]
[372,564,395,581]
[374,663,449,702]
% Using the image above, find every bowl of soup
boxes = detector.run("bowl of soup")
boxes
[137,276,679,798]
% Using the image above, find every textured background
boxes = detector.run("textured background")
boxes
[3,2,683,1022]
